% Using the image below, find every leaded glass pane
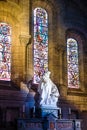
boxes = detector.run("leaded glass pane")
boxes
[67,38,79,88]
[0,23,11,81]
[34,7,48,84]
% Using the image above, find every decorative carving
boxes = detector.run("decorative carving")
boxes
[19,34,31,45]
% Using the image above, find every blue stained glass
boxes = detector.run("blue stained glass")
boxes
[34,7,48,84]
[0,23,11,81]
[67,38,79,88]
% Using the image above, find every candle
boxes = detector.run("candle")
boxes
[59,108,61,114]
[33,106,35,113]
[23,104,25,112]
[69,108,71,114]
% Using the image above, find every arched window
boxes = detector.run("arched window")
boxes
[0,23,11,81]
[67,38,79,88]
[33,7,48,84]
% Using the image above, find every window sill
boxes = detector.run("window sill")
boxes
[67,88,87,96]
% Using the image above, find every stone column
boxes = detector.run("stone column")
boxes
[2,107,6,127]
[19,34,31,81]
[56,44,66,85]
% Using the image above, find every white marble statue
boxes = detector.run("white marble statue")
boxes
[38,71,60,107]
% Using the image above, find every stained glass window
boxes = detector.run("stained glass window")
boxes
[67,38,79,88]
[0,23,11,81]
[34,7,48,84]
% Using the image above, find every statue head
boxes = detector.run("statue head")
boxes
[42,71,51,82]
[44,71,51,78]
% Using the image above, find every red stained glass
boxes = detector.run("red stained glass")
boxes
[34,7,48,83]
[0,23,11,81]
[67,38,79,88]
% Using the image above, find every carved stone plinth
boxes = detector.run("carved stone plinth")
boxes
[17,117,82,130]
[38,105,60,118]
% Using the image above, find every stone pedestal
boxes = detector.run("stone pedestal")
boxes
[36,105,60,118]
[17,118,82,130]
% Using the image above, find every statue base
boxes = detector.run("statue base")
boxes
[36,105,60,118]
[17,117,82,130]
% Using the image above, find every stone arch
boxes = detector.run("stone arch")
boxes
[27,0,61,82]
[0,1,22,23]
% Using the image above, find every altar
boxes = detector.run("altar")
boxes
[17,72,82,130]
[17,117,81,130]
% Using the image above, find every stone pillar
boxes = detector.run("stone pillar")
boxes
[19,34,31,81]
[55,43,66,84]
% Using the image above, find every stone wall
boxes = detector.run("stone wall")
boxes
[0,0,87,130]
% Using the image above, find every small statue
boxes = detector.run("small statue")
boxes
[38,71,60,107]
